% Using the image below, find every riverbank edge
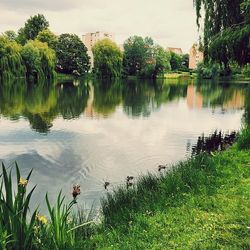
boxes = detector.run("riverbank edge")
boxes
[78,131,250,249]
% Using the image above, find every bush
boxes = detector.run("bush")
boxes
[0,163,94,249]
[237,127,250,150]
[197,62,220,79]
[242,64,250,77]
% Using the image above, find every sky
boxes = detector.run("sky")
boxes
[0,0,199,53]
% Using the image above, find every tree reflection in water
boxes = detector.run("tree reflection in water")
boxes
[0,78,248,133]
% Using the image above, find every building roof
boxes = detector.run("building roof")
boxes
[166,47,183,55]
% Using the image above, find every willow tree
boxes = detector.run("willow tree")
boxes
[0,36,25,80]
[92,39,123,78]
[194,0,250,72]
[37,29,58,49]
[21,40,56,81]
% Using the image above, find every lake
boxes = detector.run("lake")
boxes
[0,78,249,210]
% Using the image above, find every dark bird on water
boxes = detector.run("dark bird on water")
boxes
[104,181,110,190]
[158,165,166,172]
[126,176,134,189]
[126,176,134,182]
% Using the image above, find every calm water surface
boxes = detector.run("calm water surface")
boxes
[0,78,249,210]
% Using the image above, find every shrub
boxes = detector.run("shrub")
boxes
[237,127,250,150]
[0,163,94,249]
[242,64,250,77]
[0,163,37,249]
[197,62,220,79]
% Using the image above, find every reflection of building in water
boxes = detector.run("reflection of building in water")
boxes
[84,84,95,118]
[187,85,203,109]
[82,32,114,69]
[186,85,245,110]
[189,43,204,69]
[222,91,245,110]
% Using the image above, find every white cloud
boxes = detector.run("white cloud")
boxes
[0,0,198,52]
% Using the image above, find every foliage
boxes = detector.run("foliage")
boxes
[197,62,220,79]
[242,63,250,77]
[181,53,189,70]
[0,162,94,249]
[45,192,76,248]
[83,141,250,249]
[0,163,37,249]
[123,36,154,76]
[56,34,90,75]
[0,36,25,80]
[237,127,250,149]
[153,45,171,76]
[170,51,182,71]
[23,14,49,41]
[194,0,250,70]
[2,30,17,41]
[123,36,171,78]
[92,39,123,78]
[16,28,27,45]
[21,40,56,81]
[37,29,58,49]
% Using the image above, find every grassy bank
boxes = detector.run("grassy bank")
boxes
[0,130,249,249]
[80,132,250,249]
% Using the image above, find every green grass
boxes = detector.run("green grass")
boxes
[163,72,191,79]
[79,145,250,249]
[238,127,250,150]
[0,131,250,249]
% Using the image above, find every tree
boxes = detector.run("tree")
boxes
[123,37,171,78]
[170,52,182,71]
[21,40,56,80]
[56,34,90,75]
[23,14,49,41]
[194,0,250,72]
[123,36,154,76]
[3,30,17,41]
[16,28,27,45]
[181,54,189,70]
[0,36,25,80]
[153,45,171,76]
[92,39,123,78]
[37,29,57,49]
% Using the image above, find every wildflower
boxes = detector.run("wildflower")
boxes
[19,177,28,187]
[72,185,81,199]
[36,213,48,225]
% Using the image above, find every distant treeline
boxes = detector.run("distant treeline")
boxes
[0,14,189,81]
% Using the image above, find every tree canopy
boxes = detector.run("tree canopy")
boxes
[2,30,17,41]
[92,39,123,78]
[170,52,182,71]
[56,34,90,75]
[37,29,58,49]
[194,0,250,71]
[23,14,49,41]
[0,36,25,80]
[123,36,154,76]
[123,36,171,78]
[21,40,56,81]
